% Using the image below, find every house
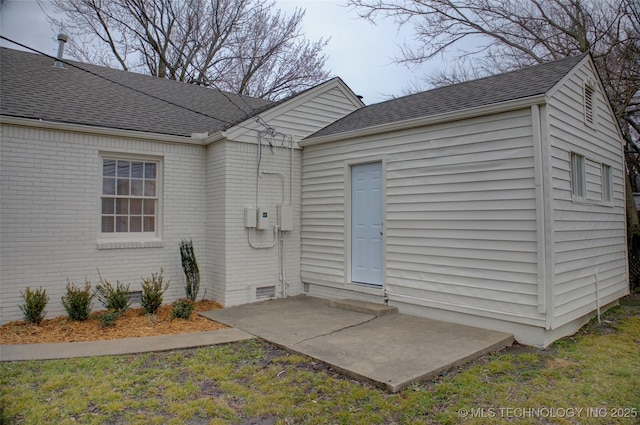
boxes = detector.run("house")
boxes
[299,53,628,347]
[0,46,363,324]
[1,46,628,347]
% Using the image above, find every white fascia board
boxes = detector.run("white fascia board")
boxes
[203,131,227,145]
[300,95,547,147]
[544,54,590,99]
[0,115,207,145]
[329,77,367,108]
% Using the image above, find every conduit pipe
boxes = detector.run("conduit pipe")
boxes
[594,267,601,324]
[252,129,295,299]
[281,134,295,297]
[262,171,285,205]
[248,225,278,249]
[289,135,294,205]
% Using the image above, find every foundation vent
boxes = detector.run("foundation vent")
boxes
[256,286,276,299]
[128,291,142,304]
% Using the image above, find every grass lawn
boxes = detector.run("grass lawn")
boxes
[1,305,638,425]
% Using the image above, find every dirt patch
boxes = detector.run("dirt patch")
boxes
[0,300,228,345]
[546,357,576,369]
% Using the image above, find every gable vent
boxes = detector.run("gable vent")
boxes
[584,84,595,125]
[256,286,276,299]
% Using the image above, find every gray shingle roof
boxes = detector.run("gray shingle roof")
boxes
[307,54,587,139]
[0,47,275,137]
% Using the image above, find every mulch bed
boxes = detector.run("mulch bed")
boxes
[0,300,228,345]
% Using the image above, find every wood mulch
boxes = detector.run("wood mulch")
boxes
[0,300,228,345]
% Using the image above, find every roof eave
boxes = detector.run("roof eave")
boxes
[0,115,208,145]
[203,130,227,145]
[300,94,548,147]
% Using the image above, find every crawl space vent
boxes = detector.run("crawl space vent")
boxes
[128,290,142,304]
[256,286,276,299]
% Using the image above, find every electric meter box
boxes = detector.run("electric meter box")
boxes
[278,205,294,231]
[244,207,257,228]
[257,207,269,230]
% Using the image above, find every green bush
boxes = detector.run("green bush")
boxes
[62,280,94,321]
[95,271,131,312]
[171,298,195,319]
[19,287,49,324]
[99,310,120,328]
[179,239,200,302]
[141,268,170,314]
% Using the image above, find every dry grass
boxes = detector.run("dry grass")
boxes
[0,300,227,345]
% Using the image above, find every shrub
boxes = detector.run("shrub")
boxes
[141,268,170,314]
[62,280,94,321]
[171,298,194,319]
[95,271,131,312]
[179,239,200,302]
[99,310,120,328]
[19,287,49,324]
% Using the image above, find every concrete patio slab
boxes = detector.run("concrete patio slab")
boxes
[202,295,514,392]
[200,295,377,346]
[295,313,513,392]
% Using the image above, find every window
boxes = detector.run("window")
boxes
[602,164,612,203]
[570,152,585,198]
[570,153,614,205]
[101,158,158,234]
[584,82,596,126]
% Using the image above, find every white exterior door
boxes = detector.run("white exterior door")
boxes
[351,162,383,286]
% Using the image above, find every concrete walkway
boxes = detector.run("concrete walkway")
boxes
[201,296,514,392]
[0,328,253,362]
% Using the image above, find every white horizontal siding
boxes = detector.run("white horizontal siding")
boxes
[229,83,362,143]
[306,283,385,304]
[302,108,544,324]
[585,158,603,200]
[547,60,628,326]
[270,88,360,136]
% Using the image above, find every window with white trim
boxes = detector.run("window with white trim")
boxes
[602,164,612,203]
[101,157,159,234]
[570,152,586,199]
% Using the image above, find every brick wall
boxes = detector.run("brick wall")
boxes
[209,140,303,306]
[1,124,303,324]
[0,124,207,324]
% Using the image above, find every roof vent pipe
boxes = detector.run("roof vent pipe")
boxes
[53,33,69,69]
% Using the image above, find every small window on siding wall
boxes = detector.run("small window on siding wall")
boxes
[101,156,161,235]
[602,164,613,203]
[584,82,596,127]
[571,152,586,198]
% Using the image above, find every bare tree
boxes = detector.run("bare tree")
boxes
[48,0,330,100]
[349,0,640,228]
[219,6,330,99]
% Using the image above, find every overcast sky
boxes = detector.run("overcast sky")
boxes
[0,0,440,104]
